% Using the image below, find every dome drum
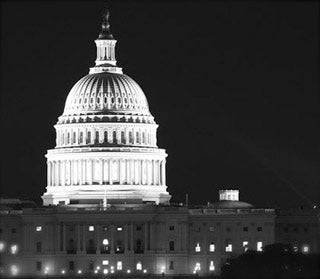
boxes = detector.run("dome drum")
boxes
[54,123,158,148]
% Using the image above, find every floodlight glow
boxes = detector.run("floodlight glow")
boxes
[94,270,98,274]
[117,227,123,231]
[89,225,94,231]
[111,270,114,274]
[103,269,108,274]
[97,266,100,270]
[61,269,66,274]
[143,269,147,273]
[111,266,114,270]
[11,244,18,254]
[0,242,5,252]
[78,270,82,274]
[102,239,109,245]
[36,226,42,232]
[11,265,18,276]
[127,269,131,274]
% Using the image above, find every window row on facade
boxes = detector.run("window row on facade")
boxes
[47,158,166,186]
[56,126,156,147]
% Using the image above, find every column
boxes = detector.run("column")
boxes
[152,160,156,185]
[130,223,134,251]
[146,160,149,185]
[100,159,104,185]
[62,223,66,252]
[47,161,50,186]
[96,225,100,254]
[62,161,66,186]
[70,160,74,185]
[144,223,148,251]
[157,161,161,185]
[90,159,94,184]
[150,223,154,250]
[82,225,86,252]
[109,159,113,185]
[124,224,128,251]
[162,161,166,185]
[80,160,84,185]
[56,224,60,252]
[119,159,123,184]
[57,161,60,186]
[110,225,114,253]
[130,160,134,184]
[140,160,144,184]
[77,225,81,252]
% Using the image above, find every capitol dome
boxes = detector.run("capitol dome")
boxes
[63,72,150,117]
[42,10,171,206]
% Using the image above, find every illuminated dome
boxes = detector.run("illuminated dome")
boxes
[42,10,171,206]
[63,72,150,117]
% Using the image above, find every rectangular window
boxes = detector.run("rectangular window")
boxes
[257,227,262,232]
[257,241,263,252]
[117,261,122,270]
[169,261,174,270]
[69,261,75,271]
[136,226,142,231]
[36,261,42,271]
[169,226,175,231]
[117,227,123,231]
[102,260,109,265]
[226,227,231,232]
[209,243,215,252]
[169,241,175,251]
[36,242,42,253]
[209,260,215,271]
[209,226,214,232]
[11,228,17,233]
[243,241,249,252]
[36,226,42,232]
[243,227,248,232]
[225,244,232,252]
[102,226,108,231]
[195,243,201,252]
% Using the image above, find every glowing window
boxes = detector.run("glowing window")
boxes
[257,241,263,252]
[209,243,215,252]
[225,244,232,252]
[293,245,299,252]
[195,243,201,252]
[209,260,215,271]
[0,241,5,252]
[36,226,42,232]
[11,265,18,276]
[89,226,94,231]
[11,244,18,254]
[102,260,109,265]
[195,262,201,271]
[102,239,109,245]
[243,241,249,252]
[103,268,108,274]
[302,245,310,253]
[117,227,123,231]
[117,261,122,270]
[136,261,142,270]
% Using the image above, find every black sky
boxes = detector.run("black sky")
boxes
[0,1,319,208]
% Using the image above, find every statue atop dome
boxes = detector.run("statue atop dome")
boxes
[98,7,114,39]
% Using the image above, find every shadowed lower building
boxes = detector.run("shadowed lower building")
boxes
[0,9,277,277]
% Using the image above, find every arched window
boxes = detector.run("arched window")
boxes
[104,131,108,143]
[73,132,76,144]
[101,238,109,254]
[136,132,140,144]
[79,132,83,143]
[136,261,142,271]
[113,131,117,143]
[95,131,99,144]
[135,239,143,253]
[121,131,125,143]
[67,133,70,144]
[88,239,95,253]
[87,132,91,144]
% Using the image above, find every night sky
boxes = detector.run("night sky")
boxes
[1,1,319,208]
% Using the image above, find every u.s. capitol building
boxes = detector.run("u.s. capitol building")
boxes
[0,9,295,277]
